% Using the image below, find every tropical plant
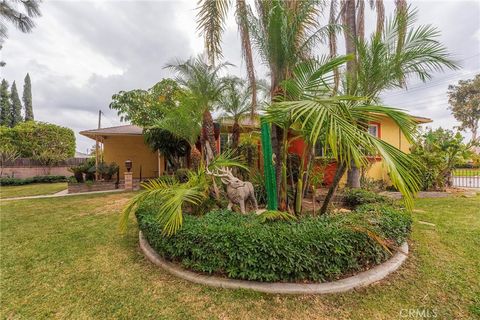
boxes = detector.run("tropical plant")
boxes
[265,56,422,213]
[166,56,230,163]
[344,6,459,188]
[196,0,257,117]
[217,77,251,149]
[247,0,330,209]
[0,0,41,39]
[410,128,474,190]
[120,152,247,236]
[448,74,480,143]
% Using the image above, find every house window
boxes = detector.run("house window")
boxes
[368,123,379,138]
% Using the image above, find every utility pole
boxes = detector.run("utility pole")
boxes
[95,110,103,181]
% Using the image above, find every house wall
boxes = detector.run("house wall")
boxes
[366,117,412,182]
[102,135,159,179]
[287,117,414,185]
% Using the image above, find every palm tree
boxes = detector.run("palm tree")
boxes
[196,0,258,118]
[248,0,328,209]
[120,153,247,236]
[165,56,230,164]
[217,77,252,149]
[265,56,422,213]
[0,0,41,39]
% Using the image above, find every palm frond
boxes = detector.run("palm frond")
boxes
[257,210,297,223]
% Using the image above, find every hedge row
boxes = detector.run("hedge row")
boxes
[136,202,411,282]
[0,175,68,186]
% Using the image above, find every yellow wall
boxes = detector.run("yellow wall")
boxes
[103,135,159,179]
[365,117,413,182]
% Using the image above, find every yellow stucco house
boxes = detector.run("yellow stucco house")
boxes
[80,114,431,183]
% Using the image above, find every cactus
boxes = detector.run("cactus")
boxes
[260,118,278,210]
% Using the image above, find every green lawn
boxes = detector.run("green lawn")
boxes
[453,168,480,177]
[1,192,479,319]
[0,182,67,199]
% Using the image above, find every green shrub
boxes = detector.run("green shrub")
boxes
[0,175,68,186]
[137,202,411,282]
[343,188,391,208]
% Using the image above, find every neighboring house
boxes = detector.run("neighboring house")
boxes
[80,114,431,184]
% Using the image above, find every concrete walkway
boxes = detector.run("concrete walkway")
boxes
[1,188,125,201]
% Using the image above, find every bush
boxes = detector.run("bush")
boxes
[137,202,411,282]
[0,175,68,186]
[343,188,391,208]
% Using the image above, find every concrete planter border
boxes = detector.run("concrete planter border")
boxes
[139,231,409,295]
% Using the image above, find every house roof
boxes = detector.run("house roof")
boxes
[411,115,433,124]
[80,124,143,139]
[81,113,432,140]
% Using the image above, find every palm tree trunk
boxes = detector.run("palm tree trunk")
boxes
[235,0,257,119]
[202,109,217,163]
[344,0,361,188]
[375,0,385,37]
[356,0,365,42]
[320,162,347,214]
[232,121,240,149]
[329,0,340,92]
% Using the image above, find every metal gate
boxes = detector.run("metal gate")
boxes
[452,169,480,188]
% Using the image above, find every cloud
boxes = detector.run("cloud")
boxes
[0,0,479,152]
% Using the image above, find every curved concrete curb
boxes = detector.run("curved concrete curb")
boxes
[139,231,408,295]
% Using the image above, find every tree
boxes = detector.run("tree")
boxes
[0,79,12,126]
[265,57,422,213]
[0,0,41,39]
[344,6,458,188]
[166,56,230,163]
[448,74,480,142]
[248,0,328,209]
[110,79,181,127]
[196,0,257,118]
[411,128,474,190]
[5,121,75,167]
[23,74,34,121]
[217,77,252,149]
[10,81,22,126]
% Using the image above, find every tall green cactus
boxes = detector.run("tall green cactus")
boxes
[260,118,278,210]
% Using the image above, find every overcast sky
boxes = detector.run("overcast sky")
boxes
[1,0,479,152]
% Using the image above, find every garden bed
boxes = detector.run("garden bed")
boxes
[136,201,412,283]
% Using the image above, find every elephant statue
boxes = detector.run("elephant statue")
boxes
[206,167,258,214]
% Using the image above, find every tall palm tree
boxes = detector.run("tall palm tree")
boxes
[0,0,41,39]
[196,0,258,118]
[217,77,251,149]
[165,56,230,163]
[265,56,422,213]
[248,0,328,209]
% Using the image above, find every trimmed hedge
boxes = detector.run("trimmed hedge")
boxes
[343,188,391,208]
[0,175,68,186]
[136,202,411,282]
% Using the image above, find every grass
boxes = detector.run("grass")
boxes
[453,168,480,177]
[0,182,67,199]
[1,192,479,319]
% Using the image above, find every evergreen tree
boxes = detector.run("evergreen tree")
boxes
[10,81,23,126]
[23,73,33,121]
[0,79,12,126]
